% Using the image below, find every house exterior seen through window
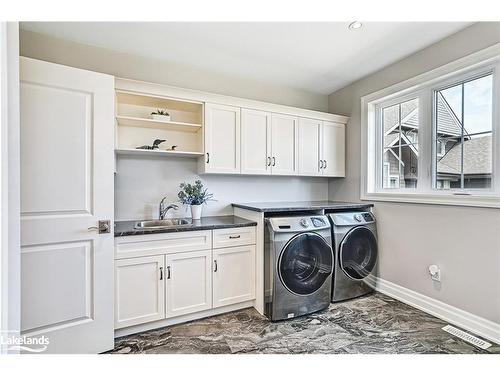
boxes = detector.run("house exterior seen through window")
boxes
[434,74,493,190]
[382,98,419,189]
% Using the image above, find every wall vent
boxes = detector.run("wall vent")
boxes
[442,325,492,350]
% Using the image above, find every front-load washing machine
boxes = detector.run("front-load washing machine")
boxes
[328,211,378,302]
[264,215,333,321]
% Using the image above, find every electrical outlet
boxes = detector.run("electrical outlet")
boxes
[428,264,441,282]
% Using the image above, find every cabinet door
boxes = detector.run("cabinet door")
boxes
[298,118,321,176]
[166,250,212,317]
[241,109,272,175]
[271,114,298,175]
[322,121,345,177]
[213,245,256,308]
[115,255,165,329]
[203,103,241,174]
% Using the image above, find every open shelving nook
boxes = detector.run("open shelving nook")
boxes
[115,90,204,157]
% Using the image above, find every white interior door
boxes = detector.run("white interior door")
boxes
[298,118,321,176]
[115,255,165,329]
[204,103,240,174]
[240,108,271,175]
[166,250,212,318]
[271,114,298,175]
[213,245,255,308]
[322,121,346,177]
[20,57,114,353]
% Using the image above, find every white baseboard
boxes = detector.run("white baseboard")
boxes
[368,276,500,345]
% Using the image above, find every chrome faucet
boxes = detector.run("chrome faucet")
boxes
[159,197,178,220]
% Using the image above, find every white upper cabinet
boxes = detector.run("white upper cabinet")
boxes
[202,103,241,174]
[322,121,346,177]
[241,109,272,175]
[271,114,299,175]
[298,118,322,176]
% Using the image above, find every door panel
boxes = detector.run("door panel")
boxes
[298,118,321,176]
[322,121,345,177]
[241,109,271,175]
[271,114,298,175]
[20,57,114,353]
[115,256,165,329]
[166,250,212,317]
[204,103,240,174]
[213,245,255,308]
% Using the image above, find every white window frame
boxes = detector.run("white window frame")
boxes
[361,43,500,208]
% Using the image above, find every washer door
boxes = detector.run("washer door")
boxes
[340,226,378,280]
[278,232,333,295]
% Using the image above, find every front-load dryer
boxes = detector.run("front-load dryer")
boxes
[328,211,378,302]
[264,215,333,321]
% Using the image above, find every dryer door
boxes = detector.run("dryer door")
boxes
[340,226,378,280]
[278,232,333,295]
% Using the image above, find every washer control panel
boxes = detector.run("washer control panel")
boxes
[329,211,375,226]
[267,215,330,232]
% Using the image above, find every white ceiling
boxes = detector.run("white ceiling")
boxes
[21,22,472,94]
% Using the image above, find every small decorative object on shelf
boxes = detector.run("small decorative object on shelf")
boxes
[150,109,171,122]
[136,139,166,150]
[166,145,178,151]
[177,179,215,220]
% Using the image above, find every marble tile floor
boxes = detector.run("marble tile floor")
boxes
[107,293,500,354]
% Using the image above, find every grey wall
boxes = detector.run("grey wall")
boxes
[328,22,500,323]
[18,28,330,220]
[19,29,328,112]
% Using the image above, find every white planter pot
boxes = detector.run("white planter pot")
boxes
[151,114,171,122]
[190,204,203,220]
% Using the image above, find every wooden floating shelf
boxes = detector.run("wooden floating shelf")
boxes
[116,115,202,133]
[115,148,204,158]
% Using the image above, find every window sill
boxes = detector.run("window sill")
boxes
[361,191,500,209]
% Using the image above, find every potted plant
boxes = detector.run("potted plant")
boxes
[150,109,171,122]
[177,180,214,220]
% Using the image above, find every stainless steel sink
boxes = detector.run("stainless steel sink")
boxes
[134,219,192,230]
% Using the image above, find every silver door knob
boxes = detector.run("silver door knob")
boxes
[87,220,111,234]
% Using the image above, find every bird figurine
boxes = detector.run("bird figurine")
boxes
[136,139,166,150]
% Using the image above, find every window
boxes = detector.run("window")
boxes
[381,98,419,189]
[434,74,493,190]
[361,48,500,208]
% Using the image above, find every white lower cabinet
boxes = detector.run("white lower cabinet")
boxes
[114,228,256,331]
[115,255,165,329]
[166,250,212,318]
[213,245,256,308]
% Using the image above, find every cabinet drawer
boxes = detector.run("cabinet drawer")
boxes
[115,230,212,259]
[213,227,256,249]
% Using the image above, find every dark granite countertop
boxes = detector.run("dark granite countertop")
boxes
[232,200,373,213]
[115,215,257,237]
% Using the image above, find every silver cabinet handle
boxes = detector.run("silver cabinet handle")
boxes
[87,220,110,234]
[214,260,218,272]
[267,156,271,166]
[319,160,323,169]
[324,160,327,169]
[159,267,163,280]
[272,157,276,166]
[167,266,171,279]
[229,235,241,239]
[206,152,210,164]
